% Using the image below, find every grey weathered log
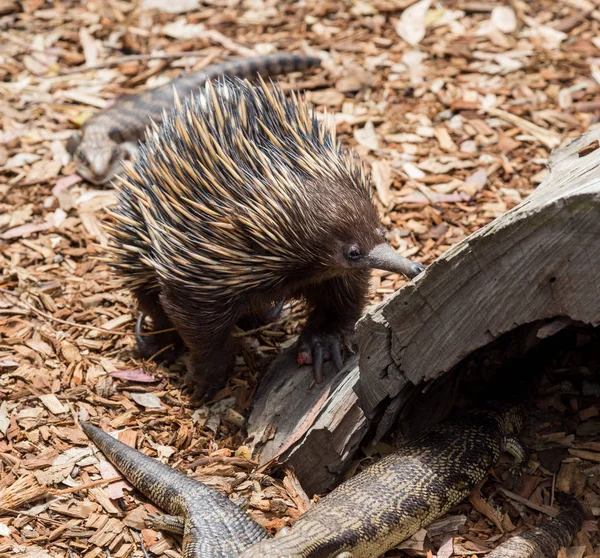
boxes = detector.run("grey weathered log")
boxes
[247,129,600,495]
[356,129,600,417]
[247,349,367,495]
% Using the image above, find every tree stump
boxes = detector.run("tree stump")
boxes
[247,129,600,495]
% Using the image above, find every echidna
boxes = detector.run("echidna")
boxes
[106,76,425,400]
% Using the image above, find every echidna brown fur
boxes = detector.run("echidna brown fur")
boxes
[105,76,423,399]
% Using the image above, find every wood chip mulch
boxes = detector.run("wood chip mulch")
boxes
[0,0,599,556]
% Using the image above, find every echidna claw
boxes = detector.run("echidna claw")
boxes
[313,344,324,383]
[331,343,343,371]
[134,312,180,365]
[135,312,147,342]
[297,330,348,384]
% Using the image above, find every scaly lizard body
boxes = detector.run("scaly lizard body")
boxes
[82,405,524,558]
[238,405,525,557]
[487,492,583,558]
[79,422,267,556]
[67,53,321,184]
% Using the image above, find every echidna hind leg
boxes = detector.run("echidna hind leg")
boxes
[159,287,237,401]
[134,288,183,363]
[297,273,369,383]
[185,336,236,400]
[237,299,284,330]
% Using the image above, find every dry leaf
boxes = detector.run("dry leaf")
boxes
[1,221,53,239]
[491,6,517,34]
[395,0,432,46]
[142,0,200,13]
[464,169,487,192]
[371,161,393,206]
[61,341,81,363]
[79,27,98,67]
[486,107,561,149]
[4,152,41,169]
[0,401,10,437]
[353,121,380,151]
[130,392,162,409]
[39,394,68,415]
[52,174,82,195]
[403,162,426,179]
[307,89,345,106]
[437,537,454,558]
[162,18,206,40]
[110,368,158,383]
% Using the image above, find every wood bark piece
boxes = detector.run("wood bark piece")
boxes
[248,129,600,494]
[357,129,600,416]
[247,349,367,495]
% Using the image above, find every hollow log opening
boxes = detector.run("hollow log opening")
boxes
[388,321,600,556]
[383,319,600,444]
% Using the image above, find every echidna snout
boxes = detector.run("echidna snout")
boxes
[359,243,425,278]
[340,241,425,279]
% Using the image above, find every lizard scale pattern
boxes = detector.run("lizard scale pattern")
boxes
[487,491,583,558]
[239,405,525,557]
[82,405,524,558]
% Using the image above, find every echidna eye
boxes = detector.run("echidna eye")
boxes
[377,227,386,239]
[76,149,88,165]
[346,245,362,261]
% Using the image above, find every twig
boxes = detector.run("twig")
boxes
[497,487,559,517]
[185,455,258,470]
[57,29,257,76]
[148,343,176,362]
[0,288,172,337]
[0,505,80,527]
[57,50,212,76]
[52,476,123,495]
[0,288,300,339]
[232,311,303,338]
[484,107,561,150]
[197,29,258,57]
[136,530,151,558]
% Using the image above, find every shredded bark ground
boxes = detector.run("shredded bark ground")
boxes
[0,0,599,557]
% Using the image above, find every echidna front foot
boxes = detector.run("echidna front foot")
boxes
[297,327,356,383]
[185,371,219,403]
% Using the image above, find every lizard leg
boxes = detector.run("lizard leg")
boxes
[504,435,526,465]
[147,513,185,536]
[504,435,528,475]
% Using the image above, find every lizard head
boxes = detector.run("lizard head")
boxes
[68,133,128,185]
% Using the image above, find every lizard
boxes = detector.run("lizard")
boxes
[67,53,321,185]
[81,404,525,558]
